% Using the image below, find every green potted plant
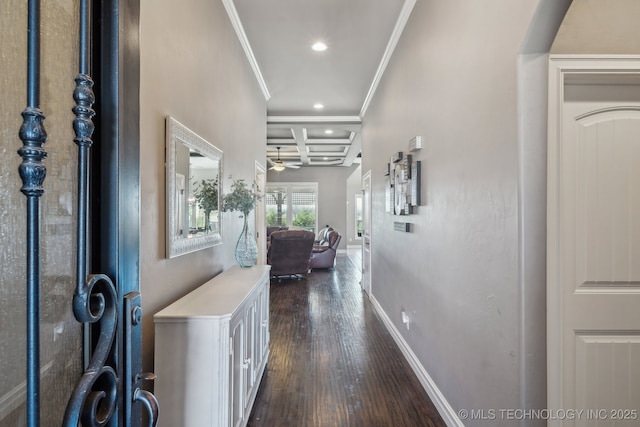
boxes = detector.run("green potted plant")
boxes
[223,177,262,267]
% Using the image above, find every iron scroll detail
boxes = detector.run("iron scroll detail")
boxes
[63,274,119,427]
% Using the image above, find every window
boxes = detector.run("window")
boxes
[265,183,318,233]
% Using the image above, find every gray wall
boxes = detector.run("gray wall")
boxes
[139,0,267,372]
[360,0,569,424]
[267,165,358,250]
[551,0,640,54]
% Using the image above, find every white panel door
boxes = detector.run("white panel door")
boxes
[548,58,640,427]
[362,170,372,295]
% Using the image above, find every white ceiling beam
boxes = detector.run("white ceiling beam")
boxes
[342,132,362,167]
[266,138,296,145]
[268,119,361,135]
[308,159,344,166]
[269,124,362,135]
[305,139,351,145]
[266,146,299,154]
[290,128,309,164]
[268,151,349,158]
[266,153,301,159]
[267,115,361,124]
[306,150,348,157]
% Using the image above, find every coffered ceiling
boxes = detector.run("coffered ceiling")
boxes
[224,0,415,169]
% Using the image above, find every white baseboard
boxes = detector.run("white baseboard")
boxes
[0,360,54,421]
[369,295,463,427]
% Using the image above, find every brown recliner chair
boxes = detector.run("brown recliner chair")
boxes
[266,226,288,252]
[310,230,341,269]
[267,229,315,279]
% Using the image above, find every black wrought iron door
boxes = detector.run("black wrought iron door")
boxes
[10,0,157,425]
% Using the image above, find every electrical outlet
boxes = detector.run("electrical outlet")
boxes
[401,310,410,330]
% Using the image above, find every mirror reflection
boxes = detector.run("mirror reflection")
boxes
[176,150,219,237]
[166,116,223,258]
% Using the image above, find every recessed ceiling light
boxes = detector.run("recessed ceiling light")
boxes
[312,42,328,52]
[313,103,324,110]
[324,129,333,134]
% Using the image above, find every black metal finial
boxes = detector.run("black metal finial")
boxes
[18,107,48,196]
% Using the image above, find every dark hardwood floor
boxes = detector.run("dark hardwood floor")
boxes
[247,254,446,427]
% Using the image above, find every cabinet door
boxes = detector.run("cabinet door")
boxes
[253,291,263,376]
[230,316,245,427]
[255,284,269,371]
[262,282,269,357]
[243,300,257,413]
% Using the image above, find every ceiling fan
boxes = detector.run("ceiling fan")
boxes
[268,147,302,171]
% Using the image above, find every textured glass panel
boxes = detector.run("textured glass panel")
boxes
[0,1,82,426]
[0,1,30,424]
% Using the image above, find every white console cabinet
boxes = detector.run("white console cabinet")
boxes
[154,265,270,427]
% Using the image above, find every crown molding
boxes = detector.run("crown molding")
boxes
[360,0,416,117]
[221,0,271,101]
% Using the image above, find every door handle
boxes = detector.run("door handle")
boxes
[133,388,159,427]
[136,372,157,382]
[125,293,160,427]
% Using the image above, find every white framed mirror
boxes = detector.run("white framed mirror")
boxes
[166,116,223,258]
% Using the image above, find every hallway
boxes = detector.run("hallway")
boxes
[247,254,445,427]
